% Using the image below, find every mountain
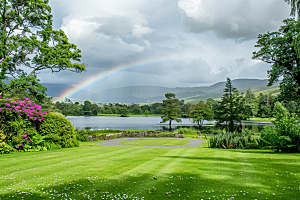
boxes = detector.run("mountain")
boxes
[40,78,280,103]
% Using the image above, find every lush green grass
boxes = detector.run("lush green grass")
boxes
[97,114,161,117]
[80,141,102,146]
[1,144,300,200]
[119,139,189,146]
[249,117,275,121]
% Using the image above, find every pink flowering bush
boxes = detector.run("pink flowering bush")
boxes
[0,95,50,152]
[0,95,80,153]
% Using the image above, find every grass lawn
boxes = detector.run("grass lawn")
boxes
[97,114,162,117]
[1,144,300,199]
[249,117,275,121]
[119,139,190,146]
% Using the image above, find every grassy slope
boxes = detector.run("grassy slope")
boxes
[184,84,280,103]
[1,145,300,200]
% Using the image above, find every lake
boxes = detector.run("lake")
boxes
[66,116,273,132]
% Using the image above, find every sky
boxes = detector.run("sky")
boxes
[37,0,291,92]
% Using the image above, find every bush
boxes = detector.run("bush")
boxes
[39,112,79,148]
[75,129,90,141]
[259,114,300,152]
[209,130,259,149]
[0,96,50,152]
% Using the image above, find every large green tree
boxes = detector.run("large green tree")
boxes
[252,18,300,102]
[0,0,86,94]
[285,0,300,17]
[215,78,243,132]
[82,100,92,116]
[189,101,214,129]
[160,93,182,131]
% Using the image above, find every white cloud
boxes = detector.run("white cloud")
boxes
[131,24,155,38]
[178,0,290,40]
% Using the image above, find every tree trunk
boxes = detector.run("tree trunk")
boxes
[169,120,172,131]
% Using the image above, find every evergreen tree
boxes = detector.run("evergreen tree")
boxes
[215,78,243,132]
[160,93,182,131]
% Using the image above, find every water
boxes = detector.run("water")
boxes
[66,116,273,132]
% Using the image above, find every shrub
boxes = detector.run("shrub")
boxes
[274,114,300,152]
[259,114,300,152]
[75,129,90,141]
[39,112,79,148]
[0,96,50,152]
[209,130,258,149]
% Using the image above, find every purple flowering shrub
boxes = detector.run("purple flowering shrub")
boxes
[0,95,50,152]
[0,95,80,153]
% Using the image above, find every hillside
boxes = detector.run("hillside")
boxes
[45,78,280,104]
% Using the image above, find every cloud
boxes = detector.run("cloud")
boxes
[178,0,290,41]
[238,61,270,79]
[38,0,286,93]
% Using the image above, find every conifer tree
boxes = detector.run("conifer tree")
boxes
[215,78,243,132]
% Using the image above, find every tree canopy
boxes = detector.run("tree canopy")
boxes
[189,101,214,129]
[285,0,300,17]
[253,18,300,102]
[160,93,182,131]
[0,0,86,84]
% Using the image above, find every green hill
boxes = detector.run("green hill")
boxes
[49,79,280,104]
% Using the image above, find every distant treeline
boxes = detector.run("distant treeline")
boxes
[54,88,300,118]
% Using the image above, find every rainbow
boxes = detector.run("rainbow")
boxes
[56,55,195,101]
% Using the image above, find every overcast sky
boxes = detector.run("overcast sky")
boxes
[38,0,291,91]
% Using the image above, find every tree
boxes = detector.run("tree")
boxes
[82,100,92,115]
[285,0,300,17]
[8,75,47,103]
[119,107,129,117]
[91,104,100,116]
[215,78,243,132]
[273,102,290,120]
[285,101,298,113]
[189,101,214,129]
[252,18,300,102]
[0,0,86,94]
[160,93,182,131]
[244,88,255,104]
[131,107,143,115]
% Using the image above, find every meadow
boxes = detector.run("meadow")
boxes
[1,139,300,200]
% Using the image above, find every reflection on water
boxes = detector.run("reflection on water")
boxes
[66,116,273,133]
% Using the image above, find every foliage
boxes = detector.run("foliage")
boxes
[0,130,11,154]
[209,131,259,149]
[0,95,52,152]
[253,18,300,102]
[189,101,214,129]
[273,102,290,120]
[274,113,300,152]
[0,0,86,84]
[82,100,92,115]
[284,0,300,17]
[215,78,244,132]
[259,113,300,152]
[39,112,79,148]
[119,107,129,117]
[74,129,90,142]
[160,93,182,131]
[91,104,100,116]
[6,76,48,104]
